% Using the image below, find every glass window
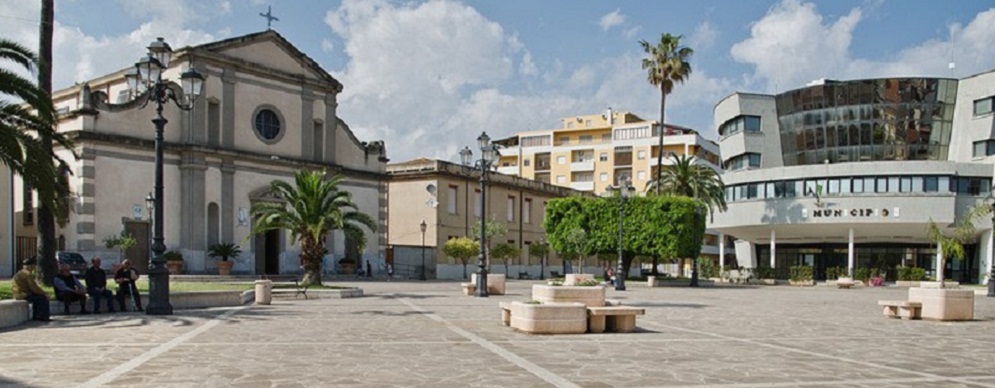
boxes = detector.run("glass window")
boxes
[747,184,758,199]
[749,154,761,167]
[254,108,282,141]
[637,150,646,160]
[745,116,761,132]
[599,173,608,182]
[765,183,775,198]
[839,178,851,194]
[852,178,864,193]
[899,177,911,193]
[599,153,608,162]
[974,97,993,116]
[924,176,938,192]
[556,175,566,183]
[828,179,840,194]
[523,159,530,167]
[974,141,988,157]
[864,177,876,192]
[912,177,923,192]
[888,177,899,193]
[557,156,566,164]
[938,176,950,192]
[876,177,889,193]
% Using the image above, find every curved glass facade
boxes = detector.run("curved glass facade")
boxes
[776,78,958,166]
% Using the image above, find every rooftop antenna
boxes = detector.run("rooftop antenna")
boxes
[260,5,279,30]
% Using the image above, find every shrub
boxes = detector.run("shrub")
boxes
[898,267,927,281]
[754,266,776,279]
[164,251,183,262]
[524,300,541,305]
[789,265,813,282]
[854,267,871,281]
[697,258,719,278]
[577,279,601,287]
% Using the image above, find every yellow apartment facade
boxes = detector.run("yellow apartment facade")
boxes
[493,108,732,270]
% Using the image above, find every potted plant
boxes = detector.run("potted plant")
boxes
[789,265,815,286]
[164,251,184,275]
[103,231,136,271]
[208,242,241,276]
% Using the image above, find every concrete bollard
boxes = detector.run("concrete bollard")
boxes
[255,280,273,305]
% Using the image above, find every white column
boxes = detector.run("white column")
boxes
[937,240,944,284]
[847,228,854,277]
[719,232,725,275]
[770,230,776,268]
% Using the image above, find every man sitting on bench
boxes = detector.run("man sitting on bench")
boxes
[54,264,90,314]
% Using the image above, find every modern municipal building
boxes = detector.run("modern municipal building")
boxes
[711,70,995,284]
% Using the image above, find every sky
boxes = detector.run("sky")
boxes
[2,0,994,163]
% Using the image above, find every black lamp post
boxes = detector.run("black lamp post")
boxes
[145,192,154,259]
[460,132,498,298]
[538,238,546,281]
[605,179,635,291]
[690,205,705,287]
[116,37,205,315]
[420,220,428,281]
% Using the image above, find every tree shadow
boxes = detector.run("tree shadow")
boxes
[0,376,42,388]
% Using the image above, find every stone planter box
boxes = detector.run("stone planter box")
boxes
[564,273,594,286]
[0,300,29,330]
[470,273,506,295]
[908,282,974,321]
[166,261,184,275]
[509,301,587,334]
[895,280,921,288]
[532,284,605,307]
[789,279,815,286]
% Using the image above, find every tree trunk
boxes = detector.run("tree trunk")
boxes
[654,88,667,196]
[299,237,325,286]
[37,0,57,286]
[651,255,659,276]
[462,262,468,279]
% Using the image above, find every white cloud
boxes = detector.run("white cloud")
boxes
[519,51,537,76]
[599,9,625,32]
[0,1,217,91]
[321,39,335,53]
[730,0,861,92]
[730,0,995,93]
[623,26,641,40]
[690,21,718,49]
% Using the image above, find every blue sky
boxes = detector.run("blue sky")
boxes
[2,0,994,162]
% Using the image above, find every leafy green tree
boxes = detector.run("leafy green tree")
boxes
[443,237,479,279]
[528,241,550,279]
[545,195,704,278]
[927,219,966,284]
[954,203,995,284]
[250,170,376,285]
[103,232,137,262]
[470,215,507,266]
[490,242,520,277]
[640,32,693,196]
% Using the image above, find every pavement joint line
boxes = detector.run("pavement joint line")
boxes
[666,376,950,388]
[641,320,995,388]
[76,305,248,388]
[392,295,582,388]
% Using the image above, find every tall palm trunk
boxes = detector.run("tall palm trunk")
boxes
[37,0,57,285]
[651,86,667,276]
[299,235,325,285]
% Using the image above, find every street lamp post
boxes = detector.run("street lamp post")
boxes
[605,179,635,291]
[109,37,205,315]
[145,192,154,260]
[420,220,428,281]
[539,238,546,281]
[460,132,498,298]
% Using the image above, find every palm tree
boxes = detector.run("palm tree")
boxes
[646,155,727,218]
[37,0,61,285]
[640,33,693,196]
[250,170,377,286]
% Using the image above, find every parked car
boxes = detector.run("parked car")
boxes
[57,252,88,275]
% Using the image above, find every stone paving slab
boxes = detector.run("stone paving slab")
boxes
[1,280,994,387]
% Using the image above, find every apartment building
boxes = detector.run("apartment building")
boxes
[493,109,730,271]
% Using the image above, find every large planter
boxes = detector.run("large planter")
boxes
[166,260,183,275]
[531,284,605,307]
[789,279,815,286]
[509,301,587,334]
[339,263,356,275]
[908,282,974,321]
[564,273,593,286]
[895,280,921,288]
[217,260,234,276]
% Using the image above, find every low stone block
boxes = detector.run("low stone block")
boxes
[587,306,645,333]
[509,302,587,334]
[499,302,512,326]
[908,287,974,321]
[532,284,605,307]
[0,300,29,330]
[461,283,475,296]
[170,291,246,309]
[878,300,921,320]
[470,273,506,295]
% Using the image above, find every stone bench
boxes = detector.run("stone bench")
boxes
[469,273,506,295]
[587,306,645,333]
[878,300,921,320]
[0,300,30,330]
[508,301,587,334]
[836,277,855,289]
[461,283,476,295]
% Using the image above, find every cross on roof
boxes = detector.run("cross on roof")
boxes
[259,5,279,30]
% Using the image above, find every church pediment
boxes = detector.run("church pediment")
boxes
[191,30,342,92]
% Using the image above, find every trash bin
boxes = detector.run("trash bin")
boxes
[255,280,273,305]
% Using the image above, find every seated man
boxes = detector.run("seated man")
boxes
[12,257,51,322]
[115,259,143,312]
[54,263,90,314]
[84,257,115,313]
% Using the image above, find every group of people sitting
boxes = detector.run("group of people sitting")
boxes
[12,257,144,322]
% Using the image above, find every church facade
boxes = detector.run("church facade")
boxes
[12,31,388,275]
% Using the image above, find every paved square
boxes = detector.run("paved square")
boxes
[2,281,995,387]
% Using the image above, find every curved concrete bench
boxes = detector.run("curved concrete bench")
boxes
[0,300,30,330]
